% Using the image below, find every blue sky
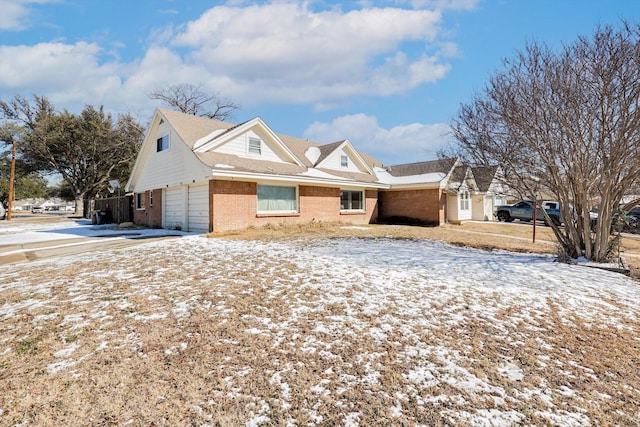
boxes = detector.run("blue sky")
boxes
[1,0,638,165]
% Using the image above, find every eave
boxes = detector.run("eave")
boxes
[209,169,389,189]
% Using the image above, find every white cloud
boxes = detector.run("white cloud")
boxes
[0,42,124,107]
[0,0,60,31]
[167,3,451,106]
[408,0,481,11]
[0,0,30,30]
[304,113,454,164]
[0,1,460,115]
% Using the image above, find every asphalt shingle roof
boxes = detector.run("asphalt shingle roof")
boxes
[384,158,457,177]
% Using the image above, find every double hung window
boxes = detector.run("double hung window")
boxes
[460,190,470,211]
[340,190,364,211]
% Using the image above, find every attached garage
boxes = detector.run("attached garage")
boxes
[163,186,185,230]
[187,183,210,233]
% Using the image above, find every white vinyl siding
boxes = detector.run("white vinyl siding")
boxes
[214,131,284,162]
[156,135,169,152]
[324,150,361,172]
[135,122,211,192]
[257,184,298,213]
[188,184,209,232]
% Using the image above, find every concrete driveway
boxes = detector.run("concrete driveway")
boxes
[0,217,190,266]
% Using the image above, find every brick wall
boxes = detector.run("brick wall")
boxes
[210,180,256,233]
[378,188,444,224]
[209,180,378,233]
[132,189,163,228]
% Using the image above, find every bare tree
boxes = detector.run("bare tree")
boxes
[147,83,239,121]
[451,22,640,262]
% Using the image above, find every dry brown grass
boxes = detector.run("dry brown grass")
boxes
[221,220,640,279]
[1,219,639,425]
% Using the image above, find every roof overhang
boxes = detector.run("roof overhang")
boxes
[382,182,442,191]
[209,169,389,189]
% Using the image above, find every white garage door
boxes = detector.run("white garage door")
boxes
[188,184,209,233]
[164,187,185,230]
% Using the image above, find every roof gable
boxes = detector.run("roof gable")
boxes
[193,117,304,167]
[470,165,499,192]
[159,108,235,150]
[314,140,375,175]
[446,164,480,193]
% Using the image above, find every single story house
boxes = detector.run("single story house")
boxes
[125,109,502,233]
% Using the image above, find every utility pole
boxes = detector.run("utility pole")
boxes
[7,137,16,221]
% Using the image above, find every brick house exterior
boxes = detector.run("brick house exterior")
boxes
[378,188,445,225]
[133,189,163,229]
[126,109,387,233]
[126,109,494,233]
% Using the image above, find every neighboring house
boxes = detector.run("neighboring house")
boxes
[40,198,71,211]
[11,198,43,212]
[470,166,508,221]
[126,109,386,233]
[375,158,459,225]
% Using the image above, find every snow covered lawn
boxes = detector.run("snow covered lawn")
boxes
[1,222,639,425]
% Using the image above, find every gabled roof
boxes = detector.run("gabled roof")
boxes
[374,158,459,188]
[159,108,235,150]
[128,109,386,190]
[446,164,478,192]
[315,141,344,165]
[314,140,375,175]
[471,165,499,192]
[192,116,305,167]
[195,151,307,175]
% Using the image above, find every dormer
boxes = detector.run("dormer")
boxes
[193,117,304,167]
[315,140,374,175]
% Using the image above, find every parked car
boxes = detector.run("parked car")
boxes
[494,200,562,226]
[31,206,44,214]
[0,203,5,220]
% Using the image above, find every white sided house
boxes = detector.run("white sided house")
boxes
[126,109,503,233]
[126,109,385,233]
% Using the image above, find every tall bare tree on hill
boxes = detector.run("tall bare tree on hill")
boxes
[147,83,239,121]
[451,22,640,262]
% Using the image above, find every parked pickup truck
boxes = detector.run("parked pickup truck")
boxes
[494,200,562,226]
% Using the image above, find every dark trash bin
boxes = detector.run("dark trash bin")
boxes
[95,210,107,225]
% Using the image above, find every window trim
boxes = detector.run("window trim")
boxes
[256,184,299,215]
[340,189,365,212]
[248,138,262,155]
[459,190,470,211]
[148,190,153,207]
[340,155,349,168]
[157,135,169,152]
[136,192,144,210]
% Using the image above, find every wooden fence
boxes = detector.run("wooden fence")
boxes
[86,195,133,224]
